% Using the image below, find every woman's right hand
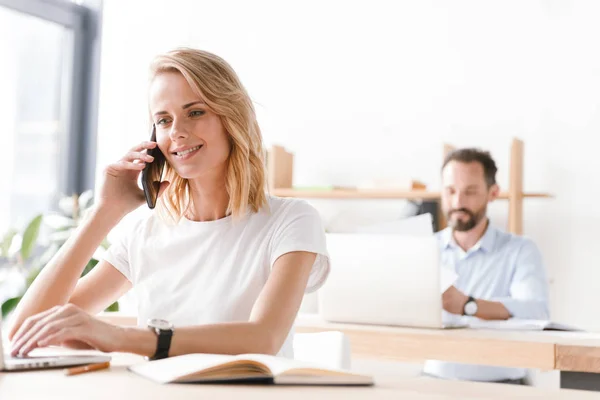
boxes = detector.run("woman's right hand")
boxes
[96,141,169,218]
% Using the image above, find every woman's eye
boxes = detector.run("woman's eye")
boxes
[189,110,205,117]
[156,118,169,126]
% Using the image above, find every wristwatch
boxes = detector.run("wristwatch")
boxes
[147,318,174,360]
[463,296,478,316]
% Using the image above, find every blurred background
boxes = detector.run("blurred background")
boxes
[0,0,598,335]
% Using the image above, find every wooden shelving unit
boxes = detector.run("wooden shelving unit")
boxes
[266,138,552,235]
[271,188,552,201]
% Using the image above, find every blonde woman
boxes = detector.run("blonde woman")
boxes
[8,48,330,360]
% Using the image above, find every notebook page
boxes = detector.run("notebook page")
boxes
[239,354,352,376]
[129,353,235,383]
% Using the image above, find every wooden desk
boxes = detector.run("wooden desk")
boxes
[97,313,600,391]
[3,352,600,400]
[294,315,600,391]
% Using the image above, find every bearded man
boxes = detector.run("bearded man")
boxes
[422,147,550,385]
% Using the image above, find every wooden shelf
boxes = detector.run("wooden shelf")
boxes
[272,188,553,200]
[266,138,553,234]
[499,192,552,199]
[272,188,440,200]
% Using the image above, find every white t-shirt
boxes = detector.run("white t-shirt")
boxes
[102,196,330,358]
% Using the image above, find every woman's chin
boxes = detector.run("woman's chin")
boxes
[173,167,202,180]
[172,161,228,181]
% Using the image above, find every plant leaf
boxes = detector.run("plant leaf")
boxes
[8,233,22,259]
[43,213,76,230]
[81,258,98,277]
[20,215,43,261]
[26,266,42,287]
[2,296,21,318]
[1,228,17,257]
[49,229,75,243]
[105,302,119,312]
[38,243,60,266]
[100,238,111,250]
[58,196,75,217]
[78,190,95,211]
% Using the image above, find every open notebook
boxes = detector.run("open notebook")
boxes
[467,318,582,331]
[129,353,374,386]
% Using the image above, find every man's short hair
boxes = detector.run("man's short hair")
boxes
[442,148,498,187]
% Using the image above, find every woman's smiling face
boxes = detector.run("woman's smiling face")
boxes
[149,71,230,180]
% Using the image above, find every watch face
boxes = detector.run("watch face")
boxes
[465,301,478,316]
[147,318,173,330]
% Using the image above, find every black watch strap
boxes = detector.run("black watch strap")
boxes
[151,328,173,360]
[462,296,476,316]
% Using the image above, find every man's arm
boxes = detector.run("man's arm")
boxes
[443,286,511,320]
[489,239,550,320]
[443,239,550,320]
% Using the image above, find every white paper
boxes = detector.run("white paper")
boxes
[467,318,582,332]
[353,213,434,236]
[129,353,233,383]
[440,267,458,293]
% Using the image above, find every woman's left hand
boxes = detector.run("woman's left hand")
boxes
[10,304,124,357]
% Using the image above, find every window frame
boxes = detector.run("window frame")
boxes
[0,0,102,195]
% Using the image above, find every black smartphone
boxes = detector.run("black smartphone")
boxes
[141,124,166,209]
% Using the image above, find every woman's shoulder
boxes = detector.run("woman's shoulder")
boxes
[242,196,324,238]
[263,196,321,221]
[109,210,169,244]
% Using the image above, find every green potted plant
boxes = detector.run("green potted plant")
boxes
[0,190,118,318]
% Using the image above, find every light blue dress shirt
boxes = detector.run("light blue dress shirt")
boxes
[423,222,550,382]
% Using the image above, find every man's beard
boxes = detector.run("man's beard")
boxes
[447,206,487,232]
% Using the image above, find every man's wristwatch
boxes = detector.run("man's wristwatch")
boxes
[463,296,478,316]
[147,318,174,360]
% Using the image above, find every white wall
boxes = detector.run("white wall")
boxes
[97,1,600,329]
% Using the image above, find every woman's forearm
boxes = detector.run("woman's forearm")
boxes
[120,322,279,358]
[8,206,123,339]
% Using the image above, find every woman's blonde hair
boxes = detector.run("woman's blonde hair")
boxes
[149,48,268,223]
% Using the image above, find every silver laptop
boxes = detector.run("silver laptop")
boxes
[0,319,111,371]
[319,233,465,329]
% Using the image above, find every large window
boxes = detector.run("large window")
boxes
[0,0,101,233]
[0,7,69,233]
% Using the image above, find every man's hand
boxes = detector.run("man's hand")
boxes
[442,285,469,315]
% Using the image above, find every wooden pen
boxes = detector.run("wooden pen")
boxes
[65,361,111,376]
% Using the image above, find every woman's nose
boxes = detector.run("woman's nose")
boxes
[169,121,190,141]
